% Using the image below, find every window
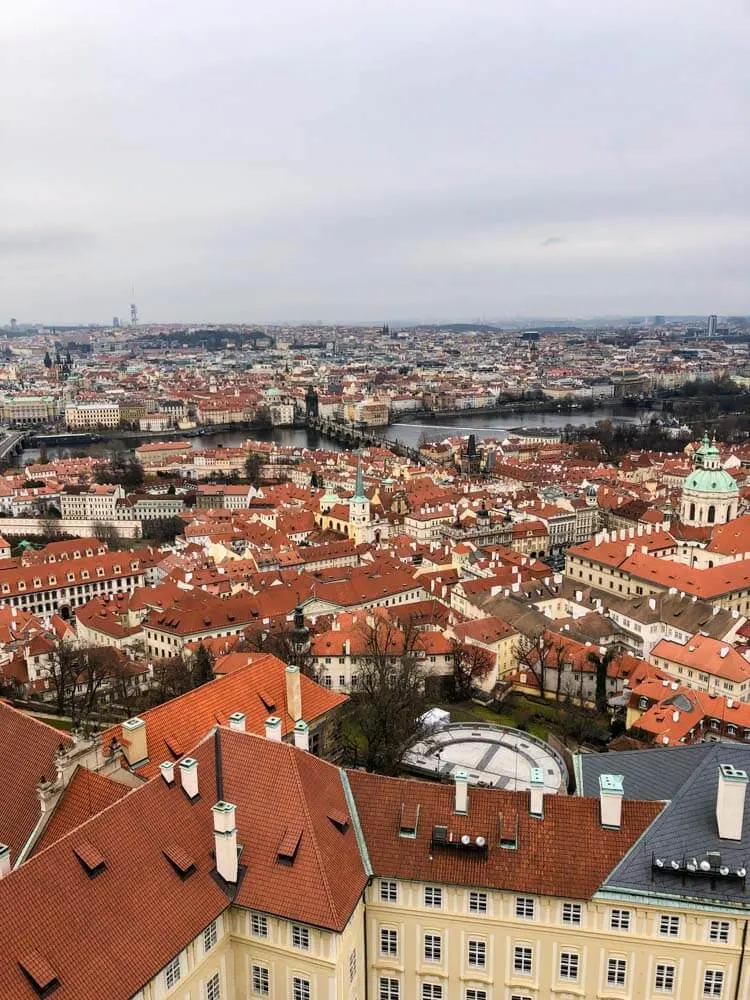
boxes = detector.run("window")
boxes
[424,886,443,908]
[559,952,579,980]
[349,949,357,982]
[655,964,676,993]
[380,929,398,956]
[465,992,487,1000]
[379,978,400,1000]
[424,934,442,962]
[561,902,582,925]
[468,939,486,969]
[513,946,533,975]
[659,915,680,937]
[380,880,398,902]
[709,920,730,943]
[510,996,533,1000]
[292,977,311,1000]
[164,956,181,990]
[610,908,631,930]
[515,896,535,919]
[250,913,268,938]
[704,971,724,997]
[607,958,627,987]
[203,920,217,953]
[292,925,310,950]
[469,890,488,914]
[421,987,442,1000]
[251,966,269,997]
[205,973,221,1000]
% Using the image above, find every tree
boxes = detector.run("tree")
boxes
[450,640,494,701]
[192,644,215,687]
[149,655,194,704]
[43,351,52,369]
[340,617,427,775]
[244,453,263,487]
[240,626,316,679]
[515,633,568,701]
[587,646,617,713]
[45,641,119,727]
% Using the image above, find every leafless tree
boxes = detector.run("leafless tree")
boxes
[515,632,569,701]
[340,616,428,775]
[450,639,494,701]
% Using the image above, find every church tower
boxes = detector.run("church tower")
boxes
[349,452,371,529]
[679,433,738,527]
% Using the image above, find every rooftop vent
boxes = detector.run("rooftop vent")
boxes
[277,825,303,864]
[327,809,349,833]
[18,951,59,998]
[163,845,196,880]
[398,802,420,838]
[73,840,106,878]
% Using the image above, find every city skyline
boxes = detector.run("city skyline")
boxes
[2,0,748,323]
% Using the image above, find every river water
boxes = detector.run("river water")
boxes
[18,405,649,464]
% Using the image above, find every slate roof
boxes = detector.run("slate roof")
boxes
[0,702,73,864]
[575,742,750,800]
[602,742,750,906]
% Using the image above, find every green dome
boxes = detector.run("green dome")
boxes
[684,467,737,494]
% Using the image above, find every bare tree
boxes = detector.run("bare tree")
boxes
[340,617,428,775]
[240,627,316,679]
[450,640,494,702]
[515,632,569,701]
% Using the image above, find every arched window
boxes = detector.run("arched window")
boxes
[689,502,696,521]
[707,505,716,523]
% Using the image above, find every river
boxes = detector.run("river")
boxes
[17,405,651,465]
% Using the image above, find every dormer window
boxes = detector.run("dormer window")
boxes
[48,576,56,586]
[96,567,104,577]
[113,564,121,573]
[33,578,41,588]
[81,570,89,580]
[67,573,75,583]
[18,581,25,591]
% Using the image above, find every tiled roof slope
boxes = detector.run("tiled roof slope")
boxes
[0,735,229,1000]
[102,655,347,779]
[0,702,73,863]
[0,729,366,1000]
[222,731,368,929]
[348,770,662,899]
[32,766,130,855]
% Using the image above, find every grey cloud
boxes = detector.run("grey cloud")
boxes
[0,0,748,323]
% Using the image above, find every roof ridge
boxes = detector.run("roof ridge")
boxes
[289,747,339,926]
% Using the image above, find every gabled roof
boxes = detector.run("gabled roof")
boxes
[0,702,73,863]
[102,656,346,780]
[32,766,130,855]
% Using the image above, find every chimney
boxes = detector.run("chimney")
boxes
[179,757,199,799]
[599,774,624,830]
[121,717,148,767]
[286,664,302,722]
[454,769,469,815]
[294,720,310,751]
[529,767,544,818]
[648,597,656,611]
[36,777,60,815]
[159,761,175,785]
[716,764,748,841]
[0,844,10,878]
[265,716,282,742]
[212,801,238,883]
[228,711,246,732]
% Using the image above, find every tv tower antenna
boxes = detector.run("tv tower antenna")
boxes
[130,285,138,326]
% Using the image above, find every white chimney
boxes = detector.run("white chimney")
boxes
[599,774,624,830]
[293,720,310,751]
[0,844,10,878]
[286,664,302,722]
[121,716,148,767]
[212,801,238,883]
[648,597,656,611]
[159,761,175,785]
[716,764,748,841]
[228,711,246,732]
[179,757,199,799]
[454,769,469,815]
[529,767,544,818]
[265,716,282,742]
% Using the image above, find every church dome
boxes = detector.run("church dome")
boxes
[684,467,738,494]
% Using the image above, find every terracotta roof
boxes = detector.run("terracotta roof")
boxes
[102,656,347,779]
[0,702,73,864]
[32,766,130,855]
[348,770,662,899]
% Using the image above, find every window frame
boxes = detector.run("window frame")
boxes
[559,951,580,981]
[203,919,218,953]
[513,945,533,976]
[380,928,398,957]
[607,957,627,987]
[709,920,730,944]
[655,963,676,994]
[291,924,310,950]
[380,879,398,903]
[379,977,400,1000]
[703,969,725,998]
[424,886,443,909]
[164,956,181,991]
[251,964,270,997]
[467,938,486,969]
[424,933,442,962]
[610,908,631,931]
[205,972,221,1000]
[515,896,535,919]
[292,976,311,1000]
[250,913,268,938]
[561,901,582,926]
[468,890,488,914]
[659,914,680,937]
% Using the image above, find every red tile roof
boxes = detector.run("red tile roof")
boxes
[348,770,662,899]
[102,656,347,779]
[0,702,73,864]
[32,766,130,855]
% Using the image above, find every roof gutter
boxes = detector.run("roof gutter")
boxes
[340,770,372,877]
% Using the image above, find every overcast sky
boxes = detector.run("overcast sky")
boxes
[1,0,748,324]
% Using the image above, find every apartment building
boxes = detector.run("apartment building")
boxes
[65,401,120,429]
[142,592,260,658]
[1,731,748,1000]
[649,632,750,701]
[59,484,125,520]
